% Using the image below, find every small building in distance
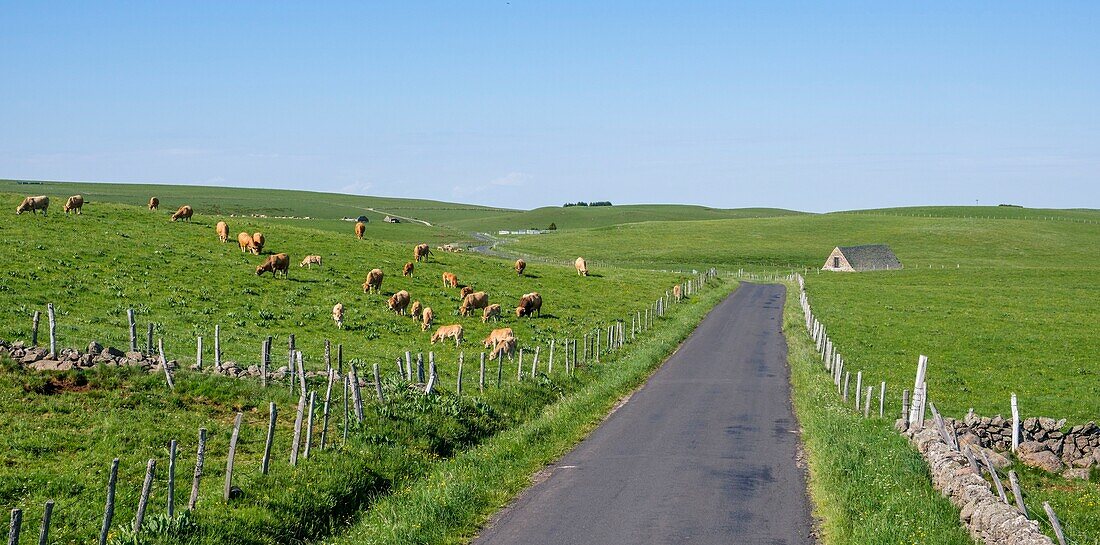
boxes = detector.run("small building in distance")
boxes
[822,244,902,272]
[383,216,400,223]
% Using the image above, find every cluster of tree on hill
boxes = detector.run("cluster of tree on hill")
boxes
[562,201,612,207]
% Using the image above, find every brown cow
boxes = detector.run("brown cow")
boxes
[354,221,365,240]
[575,256,588,276]
[403,262,414,277]
[482,327,515,349]
[516,292,543,318]
[237,232,256,253]
[489,336,516,360]
[410,300,423,320]
[673,284,682,302]
[255,253,290,278]
[459,291,489,317]
[388,290,411,315]
[515,259,526,276]
[63,195,84,215]
[332,303,345,329]
[251,232,265,254]
[482,304,502,323]
[216,221,229,243]
[15,196,49,215]
[171,205,194,222]
[414,243,432,262]
[421,307,434,331]
[459,286,473,300]
[362,268,384,294]
[148,197,159,210]
[430,324,463,346]
[299,255,322,268]
[442,272,458,288]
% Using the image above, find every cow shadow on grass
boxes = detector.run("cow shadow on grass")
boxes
[520,274,542,279]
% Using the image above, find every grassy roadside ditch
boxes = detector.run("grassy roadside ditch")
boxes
[323,279,734,544]
[780,280,977,545]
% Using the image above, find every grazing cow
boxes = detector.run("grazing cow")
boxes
[237,232,256,253]
[442,272,458,288]
[482,327,515,349]
[255,253,290,278]
[489,336,516,360]
[403,262,414,277]
[15,196,49,215]
[216,221,230,243]
[299,255,323,268]
[515,259,526,276]
[516,292,543,318]
[171,205,194,222]
[459,286,473,300]
[332,303,344,329]
[421,307,434,331]
[63,195,84,215]
[575,257,588,276]
[362,268,384,294]
[430,324,464,346]
[388,290,411,315]
[410,300,423,320]
[459,291,489,317]
[673,284,682,302]
[251,232,265,254]
[414,243,432,262]
[148,197,159,210]
[354,222,365,240]
[482,304,501,323]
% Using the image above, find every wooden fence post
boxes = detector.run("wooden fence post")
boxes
[146,323,154,356]
[320,371,333,450]
[342,375,349,444]
[879,382,886,418]
[1043,502,1068,545]
[291,393,306,466]
[479,353,485,392]
[287,335,296,393]
[195,336,203,371]
[262,403,276,474]
[517,348,524,381]
[405,351,412,381]
[416,353,425,383]
[843,372,850,402]
[47,303,56,358]
[855,371,863,410]
[127,308,136,352]
[167,439,177,517]
[224,413,242,501]
[303,392,316,460]
[37,501,52,545]
[296,351,307,398]
[531,346,539,377]
[214,324,221,370]
[31,310,40,347]
[1011,393,1020,452]
[373,363,385,403]
[350,364,364,421]
[456,354,464,397]
[261,337,270,387]
[8,509,22,545]
[134,458,156,532]
[188,429,206,511]
[548,340,554,374]
[863,386,873,418]
[98,458,119,545]
[1008,470,1027,516]
[496,351,503,387]
[158,339,174,391]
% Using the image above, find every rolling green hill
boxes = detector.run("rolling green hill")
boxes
[444,204,804,232]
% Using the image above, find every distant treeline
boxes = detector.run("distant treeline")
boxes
[562,201,613,207]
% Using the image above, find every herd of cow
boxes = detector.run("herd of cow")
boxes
[15,192,596,362]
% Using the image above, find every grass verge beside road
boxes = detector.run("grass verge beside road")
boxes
[781,280,976,545]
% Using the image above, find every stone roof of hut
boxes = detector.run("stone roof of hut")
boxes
[837,244,902,270]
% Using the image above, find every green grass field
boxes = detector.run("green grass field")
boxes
[501,210,1099,543]
[0,190,717,544]
[444,203,803,232]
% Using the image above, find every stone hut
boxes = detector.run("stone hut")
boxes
[383,216,400,223]
[822,244,902,272]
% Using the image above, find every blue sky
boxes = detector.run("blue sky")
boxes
[1,2,1097,211]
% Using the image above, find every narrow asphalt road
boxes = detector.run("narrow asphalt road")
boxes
[473,283,814,545]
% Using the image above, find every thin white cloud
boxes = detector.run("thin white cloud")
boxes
[340,181,375,195]
[490,172,530,187]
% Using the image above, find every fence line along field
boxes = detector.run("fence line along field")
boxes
[0,190,719,544]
